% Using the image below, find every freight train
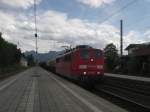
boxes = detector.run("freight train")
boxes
[48,45,104,83]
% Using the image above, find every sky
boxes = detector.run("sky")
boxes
[0,0,150,53]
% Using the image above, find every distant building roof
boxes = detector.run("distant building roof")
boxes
[125,42,150,50]
[125,42,150,56]
[125,44,140,50]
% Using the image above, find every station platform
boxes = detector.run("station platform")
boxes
[0,67,127,112]
[105,73,150,83]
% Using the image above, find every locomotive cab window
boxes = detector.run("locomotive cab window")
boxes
[56,58,60,63]
[64,54,71,61]
[93,50,101,58]
[80,49,89,59]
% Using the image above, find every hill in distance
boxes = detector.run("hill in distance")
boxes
[24,51,60,62]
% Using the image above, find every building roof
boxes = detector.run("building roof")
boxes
[125,44,140,50]
[125,42,150,56]
[125,42,150,50]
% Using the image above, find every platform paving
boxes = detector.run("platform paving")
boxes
[105,73,150,82]
[0,67,128,112]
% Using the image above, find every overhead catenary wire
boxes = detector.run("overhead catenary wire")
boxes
[126,14,150,29]
[45,0,137,49]
[93,0,138,54]
[97,0,138,25]
[93,0,138,36]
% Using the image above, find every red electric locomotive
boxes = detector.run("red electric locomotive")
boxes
[55,45,104,83]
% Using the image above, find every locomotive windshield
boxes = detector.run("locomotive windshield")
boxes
[80,49,89,59]
[80,49,101,59]
[93,49,101,58]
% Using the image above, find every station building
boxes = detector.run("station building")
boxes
[125,42,150,75]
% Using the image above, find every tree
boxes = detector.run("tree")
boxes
[104,43,119,72]
[26,55,35,66]
[0,32,22,68]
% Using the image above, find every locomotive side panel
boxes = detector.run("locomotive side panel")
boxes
[56,53,72,78]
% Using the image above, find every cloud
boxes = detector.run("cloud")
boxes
[0,9,149,53]
[37,10,121,50]
[77,0,116,8]
[144,30,150,41]
[124,31,143,48]
[0,9,120,52]
[0,0,42,9]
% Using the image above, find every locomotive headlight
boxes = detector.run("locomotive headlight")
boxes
[97,65,103,69]
[83,72,87,75]
[97,72,100,74]
[79,65,87,69]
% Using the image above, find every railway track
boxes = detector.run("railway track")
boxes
[44,70,150,112]
[94,80,150,112]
